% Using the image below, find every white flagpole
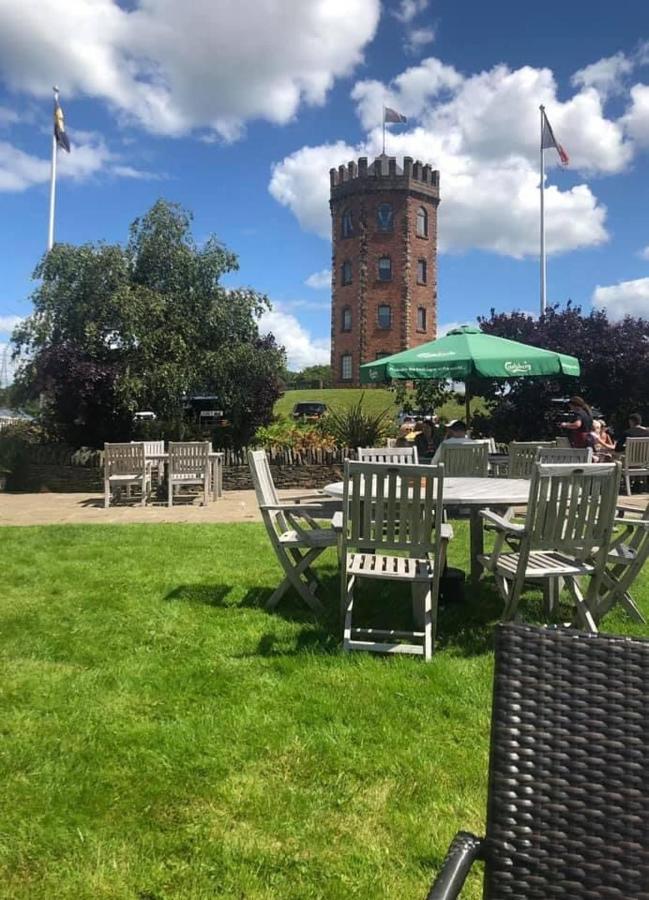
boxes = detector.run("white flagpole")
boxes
[47,86,59,253]
[382,107,386,156]
[539,104,546,317]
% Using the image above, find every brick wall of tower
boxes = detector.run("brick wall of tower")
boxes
[330,156,440,387]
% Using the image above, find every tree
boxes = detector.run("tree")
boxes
[472,304,649,441]
[12,200,285,447]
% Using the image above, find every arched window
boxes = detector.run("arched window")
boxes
[340,353,353,381]
[341,209,353,238]
[341,260,352,285]
[417,307,427,332]
[416,206,428,238]
[378,256,392,281]
[377,203,393,232]
[417,258,427,284]
[377,305,392,329]
[341,306,352,332]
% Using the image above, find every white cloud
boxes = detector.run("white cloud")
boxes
[270,55,634,258]
[0,315,22,334]
[0,0,380,141]
[259,306,330,370]
[405,26,437,55]
[592,277,649,320]
[304,269,331,290]
[394,0,429,24]
[572,52,633,98]
[639,245,649,261]
[622,83,649,146]
[0,106,20,127]
[110,164,163,180]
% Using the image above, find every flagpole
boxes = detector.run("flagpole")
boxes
[539,104,546,317]
[47,86,59,253]
[382,108,386,156]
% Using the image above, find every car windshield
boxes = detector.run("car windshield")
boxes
[295,403,325,413]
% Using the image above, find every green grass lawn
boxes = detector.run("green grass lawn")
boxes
[1,522,648,899]
[274,388,483,425]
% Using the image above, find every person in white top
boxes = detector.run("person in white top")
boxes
[431,420,474,463]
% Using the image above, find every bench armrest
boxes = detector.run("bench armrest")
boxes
[480,508,526,535]
[425,831,485,900]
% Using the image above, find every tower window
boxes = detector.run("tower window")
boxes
[378,256,392,281]
[341,306,352,332]
[416,206,428,238]
[417,258,427,284]
[341,260,352,285]
[377,305,392,329]
[417,307,427,332]
[377,203,393,232]
[375,350,390,360]
[340,353,353,381]
[341,209,353,238]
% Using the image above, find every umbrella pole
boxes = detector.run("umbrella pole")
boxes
[465,386,471,427]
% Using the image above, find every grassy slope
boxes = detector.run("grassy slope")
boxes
[274,388,480,424]
[1,522,648,899]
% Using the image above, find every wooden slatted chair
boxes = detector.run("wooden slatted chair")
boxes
[357,446,418,464]
[437,440,489,476]
[168,441,211,507]
[479,461,621,631]
[621,436,649,495]
[248,449,339,613]
[536,445,592,465]
[508,440,556,478]
[425,623,649,900]
[133,439,165,482]
[341,461,451,661]
[104,442,150,507]
[589,501,649,625]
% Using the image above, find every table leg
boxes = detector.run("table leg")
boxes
[469,508,484,585]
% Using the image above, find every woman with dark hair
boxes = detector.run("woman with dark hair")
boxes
[559,396,594,449]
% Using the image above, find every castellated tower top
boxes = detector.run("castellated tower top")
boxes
[329,155,440,202]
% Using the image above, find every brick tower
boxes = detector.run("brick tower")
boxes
[329,155,440,386]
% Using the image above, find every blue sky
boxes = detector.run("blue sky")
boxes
[1,0,649,375]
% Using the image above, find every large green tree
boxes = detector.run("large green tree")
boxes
[12,200,285,447]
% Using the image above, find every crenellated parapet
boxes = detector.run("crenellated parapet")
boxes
[330,156,440,202]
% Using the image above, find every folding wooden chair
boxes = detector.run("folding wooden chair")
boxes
[341,461,451,660]
[621,436,649,495]
[168,442,210,506]
[479,462,621,631]
[437,441,490,476]
[104,442,150,507]
[590,501,649,625]
[508,441,556,478]
[358,446,418,464]
[248,449,339,613]
[536,446,592,464]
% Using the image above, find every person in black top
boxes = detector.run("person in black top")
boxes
[559,396,594,449]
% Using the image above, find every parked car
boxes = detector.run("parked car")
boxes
[292,402,328,421]
[397,408,435,426]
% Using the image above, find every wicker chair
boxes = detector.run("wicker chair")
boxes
[425,623,649,899]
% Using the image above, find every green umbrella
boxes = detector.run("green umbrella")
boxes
[359,325,580,423]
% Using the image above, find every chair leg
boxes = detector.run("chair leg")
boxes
[343,575,356,650]
[625,473,631,495]
[565,577,598,633]
[269,546,324,613]
[421,583,434,661]
[104,479,110,508]
[168,478,173,508]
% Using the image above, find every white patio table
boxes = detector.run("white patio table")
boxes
[323,476,531,584]
[147,451,224,502]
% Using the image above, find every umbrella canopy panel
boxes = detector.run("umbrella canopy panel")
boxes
[360,325,580,384]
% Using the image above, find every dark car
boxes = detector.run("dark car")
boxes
[292,402,328,421]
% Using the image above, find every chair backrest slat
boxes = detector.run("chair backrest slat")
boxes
[168,442,210,474]
[105,442,145,476]
[438,441,489,477]
[357,446,419,464]
[248,449,289,537]
[508,441,556,478]
[342,461,444,556]
[625,436,649,467]
[536,446,592,465]
[484,623,649,900]
[525,462,619,552]
[132,440,165,456]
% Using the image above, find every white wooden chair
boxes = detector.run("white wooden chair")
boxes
[133,440,165,482]
[508,441,556,478]
[104,443,150,507]
[437,440,490,476]
[621,437,649,495]
[536,446,593,465]
[168,442,211,506]
[590,501,649,625]
[479,461,621,632]
[341,461,451,661]
[555,436,571,448]
[248,449,339,613]
[357,446,418,464]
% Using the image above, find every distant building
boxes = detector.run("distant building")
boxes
[329,155,440,386]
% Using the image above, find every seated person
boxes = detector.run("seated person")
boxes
[592,419,615,460]
[395,422,414,447]
[431,420,473,463]
[413,418,433,458]
[615,413,649,451]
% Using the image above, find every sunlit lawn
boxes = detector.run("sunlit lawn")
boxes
[1,521,647,899]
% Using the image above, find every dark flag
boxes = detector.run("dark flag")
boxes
[54,97,71,153]
[541,109,568,165]
[384,106,407,124]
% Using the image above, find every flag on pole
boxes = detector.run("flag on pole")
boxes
[541,109,568,165]
[384,106,407,124]
[54,96,71,153]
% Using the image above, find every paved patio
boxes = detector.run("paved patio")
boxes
[1,489,646,527]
